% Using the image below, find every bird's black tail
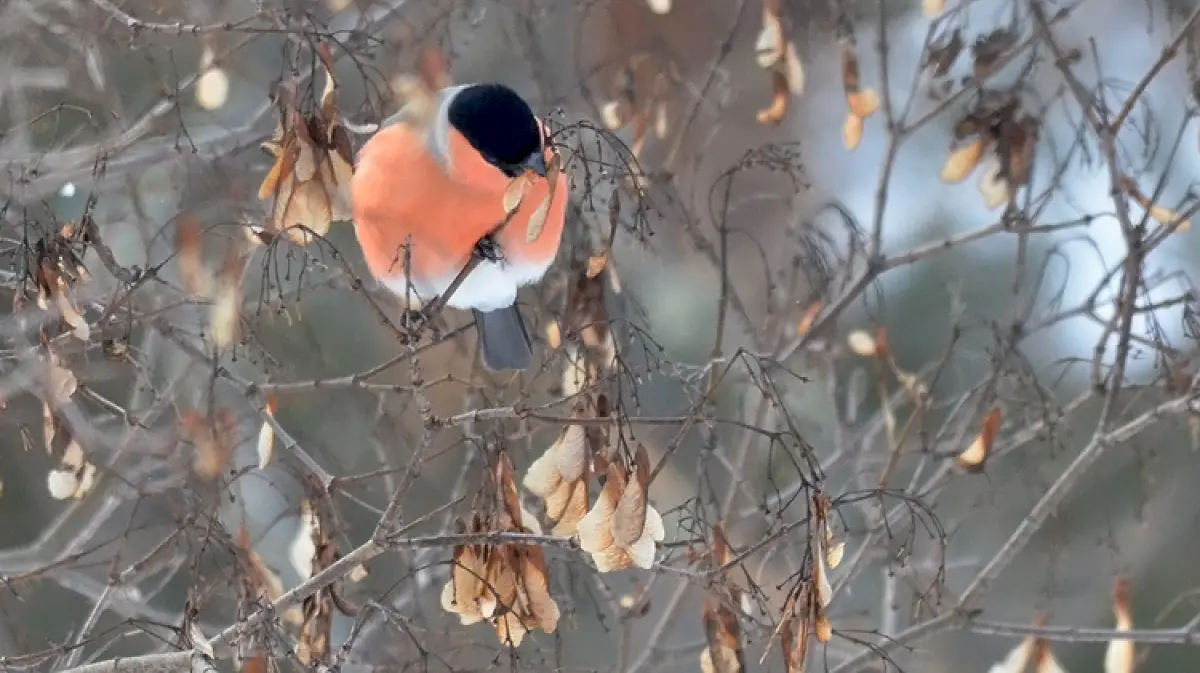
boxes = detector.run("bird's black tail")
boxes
[473,304,533,371]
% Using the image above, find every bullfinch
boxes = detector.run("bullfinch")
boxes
[350,82,567,371]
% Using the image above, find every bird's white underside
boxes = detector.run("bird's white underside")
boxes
[380,255,554,312]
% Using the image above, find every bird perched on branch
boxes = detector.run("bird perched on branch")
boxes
[350,82,567,371]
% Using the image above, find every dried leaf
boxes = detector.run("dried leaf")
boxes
[958,407,1001,471]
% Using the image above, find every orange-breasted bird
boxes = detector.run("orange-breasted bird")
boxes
[350,83,567,371]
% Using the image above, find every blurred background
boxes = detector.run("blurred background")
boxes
[1,0,1200,671]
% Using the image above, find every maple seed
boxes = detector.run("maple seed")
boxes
[922,0,945,17]
[699,598,744,673]
[842,113,864,150]
[503,172,532,215]
[646,0,671,14]
[527,151,563,243]
[846,330,877,357]
[195,43,230,111]
[978,158,1010,210]
[523,415,590,536]
[577,446,665,572]
[958,407,1001,471]
[1106,578,1134,673]
[796,301,822,336]
[940,136,988,183]
[757,71,791,126]
[257,394,277,469]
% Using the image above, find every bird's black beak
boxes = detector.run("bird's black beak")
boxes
[523,152,548,177]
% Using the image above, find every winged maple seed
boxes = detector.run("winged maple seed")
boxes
[210,245,251,349]
[840,41,880,150]
[708,524,751,613]
[646,0,670,14]
[699,525,748,673]
[923,0,946,16]
[441,457,560,646]
[1106,578,1134,673]
[810,498,835,636]
[295,498,349,666]
[256,393,277,469]
[523,406,591,535]
[814,493,844,571]
[46,438,97,501]
[755,0,804,125]
[578,444,665,572]
[181,407,238,480]
[958,406,1002,471]
[258,43,353,246]
[195,40,229,112]
[236,527,304,626]
[1120,175,1193,233]
[700,598,745,673]
[987,613,1068,673]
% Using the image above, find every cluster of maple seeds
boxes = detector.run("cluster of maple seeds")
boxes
[985,577,1136,673]
[257,43,354,248]
[440,456,561,647]
[939,95,1039,211]
[843,325,1006,472]
[439,398,668,646]
[522,402,665,573]
[694,493,845,673]
[14,223,100,501]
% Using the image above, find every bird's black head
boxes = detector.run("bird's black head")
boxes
[447,83,547,179]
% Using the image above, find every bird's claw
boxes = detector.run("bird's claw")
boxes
[472,235,504,263]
